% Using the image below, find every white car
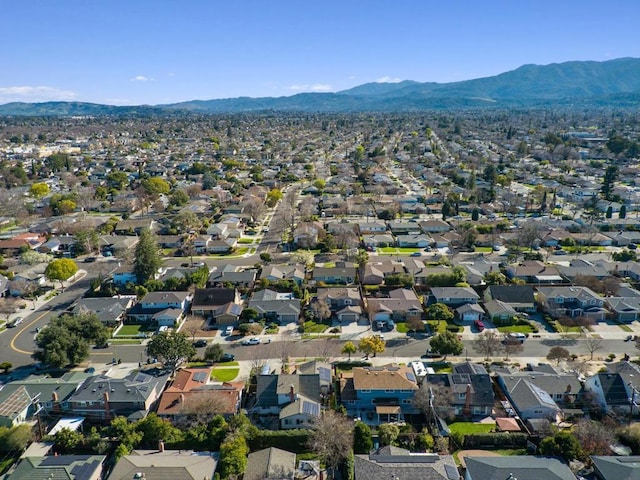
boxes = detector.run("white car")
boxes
[242,337,261,345]
[224,326,234,336]
[504,332,526,344]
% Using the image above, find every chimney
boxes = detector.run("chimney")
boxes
[158,440,165,452]
[290,385,295,403]
[52,391,61,413]
[180,393,185,404]
[463,384,472,418]
[103,392,111,419]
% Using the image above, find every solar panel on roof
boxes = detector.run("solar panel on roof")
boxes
[302,401,320,417]
[193,372,208,383]
[318,367,331,382]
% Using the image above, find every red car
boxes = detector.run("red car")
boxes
[474,320,485,332]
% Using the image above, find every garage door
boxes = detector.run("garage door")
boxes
[340,313,358,322]
[374,312,391,321]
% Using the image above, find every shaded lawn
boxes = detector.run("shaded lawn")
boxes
[211,367,240,382]
[303,321,329,333]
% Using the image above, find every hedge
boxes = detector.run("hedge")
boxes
[460,432,528,449]
[334,361,372,370]
[248,429,311,453]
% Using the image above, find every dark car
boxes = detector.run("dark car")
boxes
[83,256,97,263]
[221,353,235,362]
[193,339,208,348]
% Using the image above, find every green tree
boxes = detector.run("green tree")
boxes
[107,171,129,190]
[204,344,224,363]
[45,258,79,291]
[606,205,613,219]
[358,335,385,358]
[53,427,84,454]
[341,341,357,361]
[218,434,249,479]
[353,421,373,454]
[136,413,183,448]
[471,208,479,221]
[0,424,33,453]
[30,182,50,198]
[146,331,195,372]
[105,416,143,453]
[141,177,170,196]
[429,331,463,359]
[134,229,162,284]
[0,362,12,373]
[313,179,326,191]
[377,423,400,446]
[265,188,283,207]
[539,431,582,462]
[169,188,189,207]
[427,303,454,322]
[483,271,507,285]
[620,205,627,219]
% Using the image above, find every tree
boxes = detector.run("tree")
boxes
[547,346,571,365]
[584,337,604,360]
[135,413,182,448]
[308,410,353,477]
[620,204,627,219]
[429,331,463,359]
[574,419,615,456]
[34,313,109,367]
[311,300,332,323]
[169,188,189,207]
[30,182,50,198]
[0,362,12,373]
[141,177,170,197]
[133,229,162,284]
[353,421,373,454]
[414,382,454,422]
[146,331,196,372]
[266,188,283,207]
[0,424,33,453]
[358,335,385,358]
[53,427,84,454]
[601,165,618,201]
[218,434,249,479]
[427,303,454,322]
[378,423,400,446]
[473,330,502,360]
[539,431,582,462]
[341,341,357,361]
[484,271,507,285]
[503,339,524,360]
[204,343,224,363]
[45,258,78,291]
[406,316,426,334]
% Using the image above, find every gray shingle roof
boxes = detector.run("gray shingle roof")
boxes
[591,455,640,480]
[245,447,297,480]
[354,447,458,480]
[464,455,575,480]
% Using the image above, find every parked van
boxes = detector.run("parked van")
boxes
[8,317,23,328]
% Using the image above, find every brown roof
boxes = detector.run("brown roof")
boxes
[352,365,418,391]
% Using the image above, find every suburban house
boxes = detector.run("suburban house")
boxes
[357,220,388,234]
[339,365,419,425]
[65,370,170,421]
[424,362,495,419]
[536,285,607,320]
[367,288,423,323]
[361,259,406,285]
[483,285,536,312]
[7,455,106,480]
[245,447,297,480]
[354,446,458,480]
[156,368,243,422]
[504,261,562,284]
[591,455,640,480]
[191,287,241,320]
[464,456,575,480]
[0,386,32,427]
[418,219,451,233]
[260,264,306,285]
[107,450,217,480]
[313,262,357,285]
[430,286,480,308]
[293,221,325,248]
[248,289,301,324]
[207,264,257,288]
[126,291,191,325]
[605,286,640,322]
[584,361,640,416]
[496,367,580,421]
[252,373,321,418]
[72,296,135,327]
[316,287,363,323]
[455,303,485,323]
[396,234,432,248]
[483,299,519,325]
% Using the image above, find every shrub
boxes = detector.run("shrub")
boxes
[446,324,462,333]
[248,429,311,453]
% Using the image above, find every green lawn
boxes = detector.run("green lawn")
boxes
[427,321,448,334]
[428,361,452,373]
[110,339,142,345]
[303,321,329,333]
[474,246,493,253]
[395,322,409,333]
[497,324,535,334]
[378,247,421,254]
[237,238,255,244]
[449,422,496,435]
[211,367,240,382]
[491,448,528,456]
[116,324,143,336]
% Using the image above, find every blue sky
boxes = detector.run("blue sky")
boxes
[2,0,639,105]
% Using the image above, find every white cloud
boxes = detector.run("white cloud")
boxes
[131,75,153,82]
[0,86,76,103]
[375,76,403,83]
[288,83,333,92]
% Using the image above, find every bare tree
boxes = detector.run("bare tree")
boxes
[177,393,231,428]
[584,336,604,361]
[547,346,571,365]
[473,330,503,360]
[503,339,524,361]
[414,382,454,422]
[311,300,332,323]
[242,196,266,223]
[574,419,615,456]
[308,410,353,477]
[315,338,333,362]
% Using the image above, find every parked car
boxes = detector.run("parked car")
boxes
[242,337,261,345]
[474,319,485,332]
[83,256,97,263]
[221,353,235,362]
[410,252,422,257]
[503,332,526,344]
[8,317,23,328]
[193,339,208,348]
[224,325,234,336]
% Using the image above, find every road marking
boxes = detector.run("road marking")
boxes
[10,311,48,355]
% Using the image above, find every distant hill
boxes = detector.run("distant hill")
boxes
[1,58,640,115]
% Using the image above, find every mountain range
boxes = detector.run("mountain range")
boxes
[2,57,640,116]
